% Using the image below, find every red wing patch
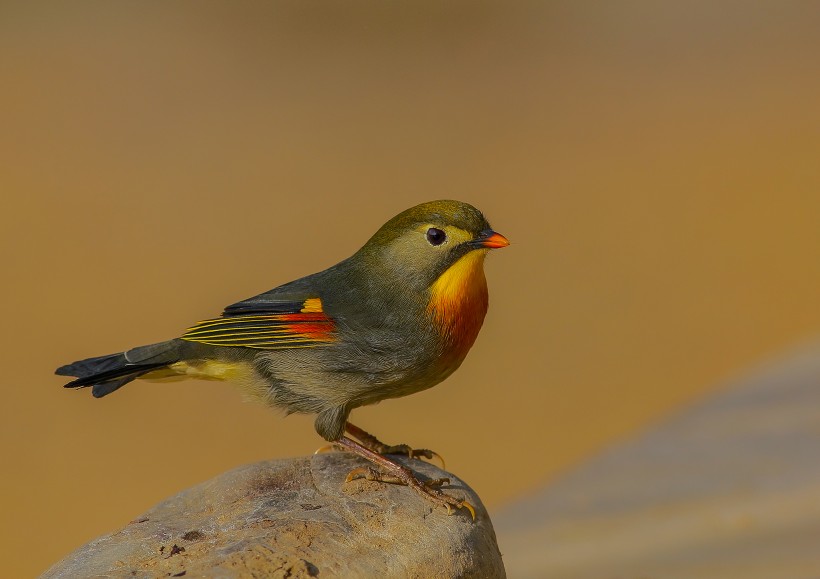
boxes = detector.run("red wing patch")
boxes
[181,298,336,349]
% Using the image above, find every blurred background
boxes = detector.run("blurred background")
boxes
[2,1,819,576]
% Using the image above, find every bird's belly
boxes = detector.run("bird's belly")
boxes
[251,336,437,411]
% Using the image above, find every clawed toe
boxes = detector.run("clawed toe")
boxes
[345,466,378,483]
[346,466,405,486]
[458,500,476,520]
[314,443,341,455]
[407,448,446,470]
[424,477,450,488]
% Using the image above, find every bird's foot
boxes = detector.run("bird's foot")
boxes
[337,436,475,520]
[346,466,451,489]
[344,422,446,469]
[376,443,444,466]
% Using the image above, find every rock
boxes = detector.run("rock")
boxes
[495,341,820,579]
[44,453,505,578]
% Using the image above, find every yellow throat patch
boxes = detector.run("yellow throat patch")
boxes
[427,249,489,351]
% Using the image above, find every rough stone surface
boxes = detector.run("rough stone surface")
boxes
[495,341,820,579]
[44,453,504,578]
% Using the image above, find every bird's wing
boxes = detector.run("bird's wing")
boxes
[180,296,336,349]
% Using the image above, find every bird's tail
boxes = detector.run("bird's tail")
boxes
[56,340,182,398]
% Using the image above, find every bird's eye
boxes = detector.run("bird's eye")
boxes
[426,227,447,246]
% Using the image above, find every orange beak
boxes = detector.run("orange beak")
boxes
[474,229,510,249]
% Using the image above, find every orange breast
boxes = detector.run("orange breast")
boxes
[427,250,490,363]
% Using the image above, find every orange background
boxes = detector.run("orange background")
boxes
[2,3,820,575]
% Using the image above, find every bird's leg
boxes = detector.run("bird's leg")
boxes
[344,422,445,469]
[336,436,475,519]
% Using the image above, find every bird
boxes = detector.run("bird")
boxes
[56,200,509,517]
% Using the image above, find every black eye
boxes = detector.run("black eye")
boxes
[426,227,447,246]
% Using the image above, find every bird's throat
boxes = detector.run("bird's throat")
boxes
[427,249,490,358]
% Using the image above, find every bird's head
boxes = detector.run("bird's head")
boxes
[358,200,509,291]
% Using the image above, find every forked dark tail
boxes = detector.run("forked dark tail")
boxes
[56,340,181,398]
